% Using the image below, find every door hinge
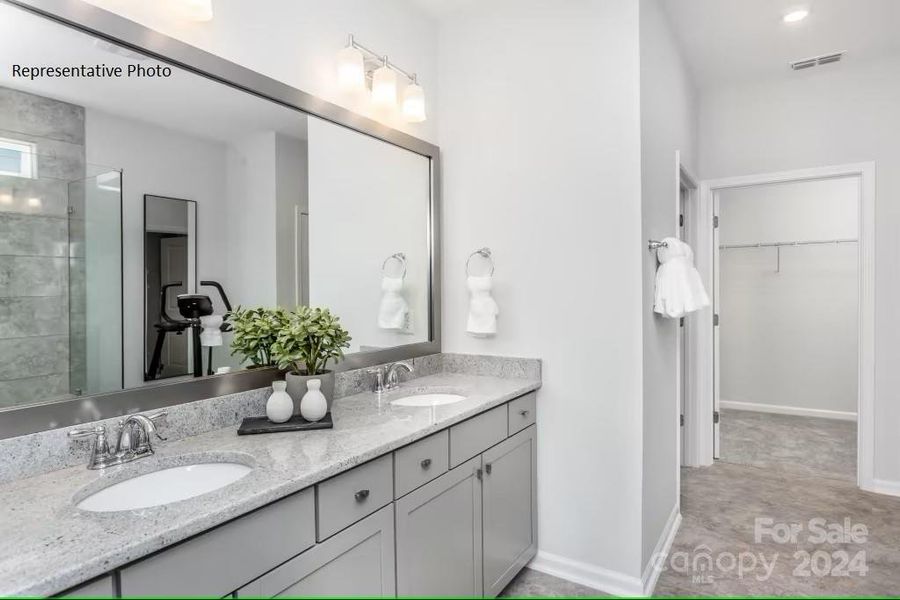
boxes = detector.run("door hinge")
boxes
[713,313,720,327]
[679,214,684,227]
[67,206,76,215]
[475,468,483,481]
[679,317,684,328]
[713,411,720,424]
[680,414,685,426]
[713,215,719,228]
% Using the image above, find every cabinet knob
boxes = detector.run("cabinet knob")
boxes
[485,463,492,475]
[354,489,370,502]
[420,458,432,469]
[519,409,530,417]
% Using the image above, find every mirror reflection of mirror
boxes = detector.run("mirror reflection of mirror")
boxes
[0,2,433,412]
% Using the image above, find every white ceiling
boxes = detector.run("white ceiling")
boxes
[0,2,307,144]
[661,0,900,89]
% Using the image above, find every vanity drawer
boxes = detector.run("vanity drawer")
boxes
[394,430,449,498]
[119,488,315,597]
[449,404,507,467]
[316,454,393,541]
[508,392,537,435]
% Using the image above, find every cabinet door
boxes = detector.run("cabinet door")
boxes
[395,455,483,596]
[482,425,537,597]
[236,504,395,598]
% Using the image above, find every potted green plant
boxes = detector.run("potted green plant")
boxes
[271,306,352,411]
[228,306,288,367]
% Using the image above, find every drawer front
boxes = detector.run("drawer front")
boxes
[394,430,449,498]
[507,392,537,435]
[316,454,393,541]
[119,488,315,597]
[449,405,507,467]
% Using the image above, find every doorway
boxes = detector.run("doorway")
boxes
[690,163,875,490]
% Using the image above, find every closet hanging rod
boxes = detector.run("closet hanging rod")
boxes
[719,238,858,250]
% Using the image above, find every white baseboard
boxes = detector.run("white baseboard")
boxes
[528,550,644,597]
[641,505,682,596]
[720,399,857,422]
[862,478,900,498]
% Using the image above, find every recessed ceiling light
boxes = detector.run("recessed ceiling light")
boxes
[783,9,809,23]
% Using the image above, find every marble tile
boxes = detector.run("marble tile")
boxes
[0,373,69,409]
[0,334,68,380]
[0,176,70,218]
[0,87,85,145]
[0,296,67,338]
[501,568,606,597]
[442,352,542,379]
[0,213,68,257]
[0,256,68,297]
[0,128,85,181]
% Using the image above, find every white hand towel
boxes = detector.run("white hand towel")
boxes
[378,276,409,330]
[467,275,499,336]
[653,237,710,319]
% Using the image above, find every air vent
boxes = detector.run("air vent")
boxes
[790,51,845,71]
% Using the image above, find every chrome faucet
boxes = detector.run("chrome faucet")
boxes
[368,361,415,394]
[68,410,168,470]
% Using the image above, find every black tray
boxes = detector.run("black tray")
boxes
[237,412,333,435]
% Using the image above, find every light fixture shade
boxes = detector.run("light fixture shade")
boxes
[371,65,398,110]
[182,0,214,21]
[336,45,365,92]
[783,9,809,22]
[401,82,427,123]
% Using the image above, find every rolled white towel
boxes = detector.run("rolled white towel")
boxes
[653,237,710,318]
[378,276,409,330]
[467,275,499,336]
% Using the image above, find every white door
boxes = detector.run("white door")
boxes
[712,192,721,459]
[678,183,687,464]
[160,236,189,376]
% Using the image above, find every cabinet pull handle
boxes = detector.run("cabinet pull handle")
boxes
[420,458,432,469]
[485,463,492,475]
[519,409,530,417]
[354,489,370,502]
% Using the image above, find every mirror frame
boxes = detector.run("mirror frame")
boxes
[0,0,442,439]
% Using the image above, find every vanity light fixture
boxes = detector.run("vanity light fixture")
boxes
[181,0,214,22]
[336,35,426,122]
[783,9,809,23]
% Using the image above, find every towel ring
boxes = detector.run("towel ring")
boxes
[382,252,407,278]
[466,247,494,276]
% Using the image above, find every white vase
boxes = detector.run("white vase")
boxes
[300,379,328,422]
[266,381,294,423]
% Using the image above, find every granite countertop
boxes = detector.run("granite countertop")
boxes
[0,372,540,597]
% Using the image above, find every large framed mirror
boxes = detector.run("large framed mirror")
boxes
[0,0,440,438]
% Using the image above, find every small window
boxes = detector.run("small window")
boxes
[0,137,37,179]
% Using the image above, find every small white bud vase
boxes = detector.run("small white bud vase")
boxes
[300,379,328,422]
[266,381,293,424]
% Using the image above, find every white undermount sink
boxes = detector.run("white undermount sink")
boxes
[391,393,467,408]
[77,462,252,512]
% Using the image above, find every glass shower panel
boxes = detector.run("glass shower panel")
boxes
[67,169,123,396]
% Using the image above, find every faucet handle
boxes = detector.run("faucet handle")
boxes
[367,367,386,393]
[69,425,111,467]
[146,410,168,440]
[68,425,105,439]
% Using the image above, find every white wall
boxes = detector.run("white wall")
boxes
[699,54,900,482]
[307,117,430,353]
[81,0,439,143]
[438,0,646,587]
[85,108,229,388]
[639,0,698,574]
[719,178,858,416]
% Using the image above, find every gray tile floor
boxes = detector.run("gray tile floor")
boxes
[503,410,899,598]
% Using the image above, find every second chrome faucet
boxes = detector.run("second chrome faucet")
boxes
[368,361,415,394]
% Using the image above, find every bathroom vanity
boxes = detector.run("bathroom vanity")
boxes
[0,367,539,597]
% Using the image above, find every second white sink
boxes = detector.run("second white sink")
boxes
[391,393,467,408]
[77,462,252,512]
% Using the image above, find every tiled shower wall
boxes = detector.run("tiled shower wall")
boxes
[0,86,85,407]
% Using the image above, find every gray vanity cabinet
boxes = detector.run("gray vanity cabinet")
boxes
[395,455,484,596]
[482,425,538,596]
[235,504,395,597]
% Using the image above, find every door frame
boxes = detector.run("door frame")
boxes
[693,162,875,491]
